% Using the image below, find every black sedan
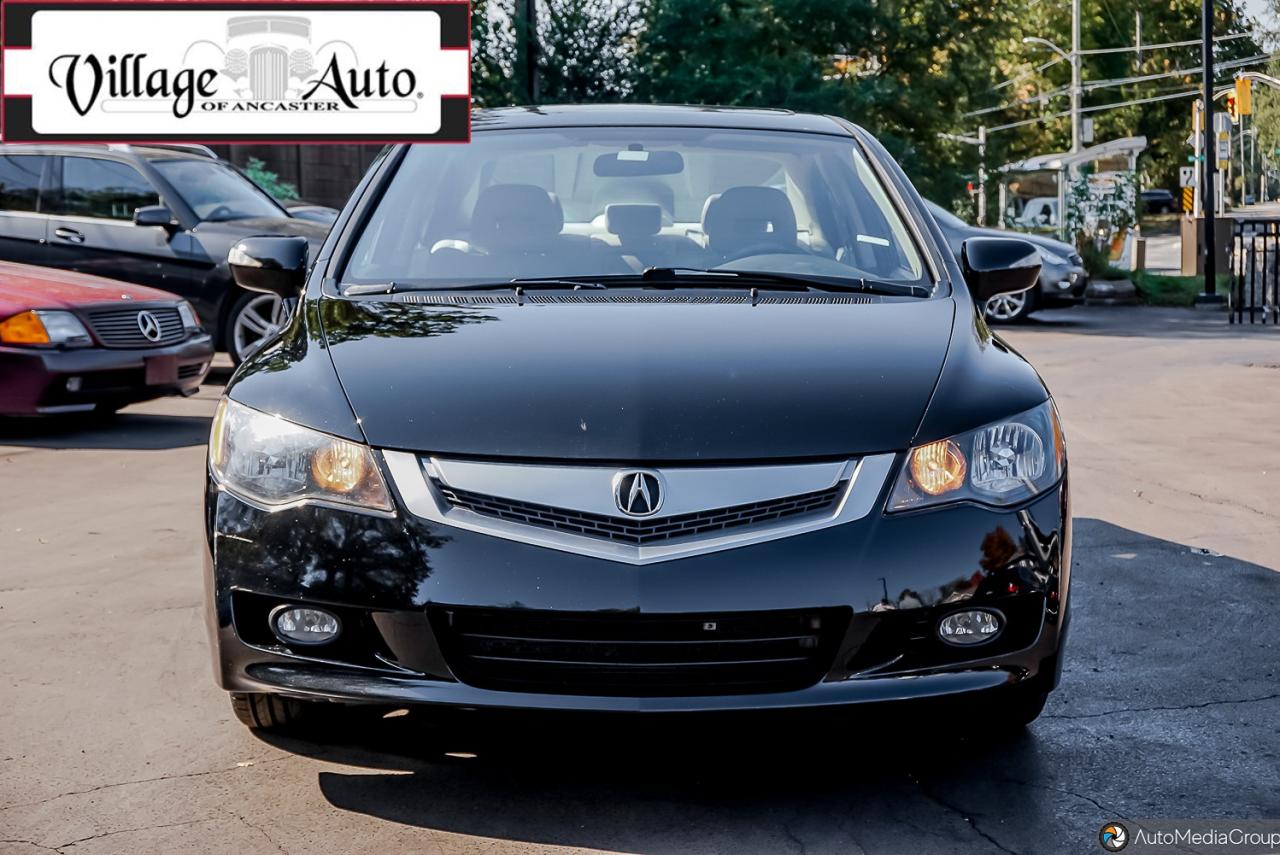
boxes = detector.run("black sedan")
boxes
[926,202,1088,322]
[204,105,1070,735]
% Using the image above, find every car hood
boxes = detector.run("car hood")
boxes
[0,260,179,315]
[321,297,956,461]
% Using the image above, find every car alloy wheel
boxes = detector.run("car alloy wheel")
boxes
[231,293,285,362]
[985,291,1031,322]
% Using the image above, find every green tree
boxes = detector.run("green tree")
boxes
[631,0,1022,205]
[471,0,642,106]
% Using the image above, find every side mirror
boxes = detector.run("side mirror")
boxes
[134,205,178,231]
[960,237,1041,303]
[228,236,309,298]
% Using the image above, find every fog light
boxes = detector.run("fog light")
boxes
[270,605,341,646]
[65,376,82,392]
[937,609,1002,646]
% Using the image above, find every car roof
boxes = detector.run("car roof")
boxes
[0,143,215,161]
[474,104,854,136]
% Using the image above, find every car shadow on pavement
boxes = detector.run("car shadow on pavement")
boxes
[245,518,1280,853]
[0,411,212,450]
[1003,305,1280,340]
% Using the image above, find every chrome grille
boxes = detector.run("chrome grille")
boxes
[435,481,844,546]
[249,46,288,99]
[84,307,185,347]
[431,606,850,696]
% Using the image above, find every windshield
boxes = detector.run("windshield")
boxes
[150,159,285,222]
[343,128,928,290]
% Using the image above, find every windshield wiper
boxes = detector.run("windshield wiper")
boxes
[430,277,609,292]
[350,270,929,298]
[615,268,929,297]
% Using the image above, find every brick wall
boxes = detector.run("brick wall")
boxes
[209,144,385,209]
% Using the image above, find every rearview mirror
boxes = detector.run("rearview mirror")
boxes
[134,205,177,231]
[594,149,684,177]
[228,236,309,298]
[960,237,1041,303]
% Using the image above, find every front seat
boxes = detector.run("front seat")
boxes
[604,203,709,270]
[701,186,800,259]
[470,183,566,254]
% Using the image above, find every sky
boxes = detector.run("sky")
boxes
[1242,0,1278,45]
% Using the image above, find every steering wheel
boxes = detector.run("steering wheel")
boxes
[719,241,811,263]
[205,205,235,221]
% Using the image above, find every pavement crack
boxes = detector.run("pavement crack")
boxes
[914,781,1022,855]
[0,756,292,812]
[56,818,218,851]
[780,816,808,855]
[223,807,289,855]
[1045,693,1280,720]
[0,840,61,853]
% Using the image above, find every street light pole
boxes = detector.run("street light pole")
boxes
[1198,0,1221,303]
[1071,0,1081,152]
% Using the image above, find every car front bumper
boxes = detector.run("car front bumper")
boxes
[0,333,213,415]
[1039,263,1089,306]
[205,457,1072,714]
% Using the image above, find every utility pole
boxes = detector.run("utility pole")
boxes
[515,0,539,103]
[977,125,988,226]
[1197,0,1221,304]
[1070,0,1082,152]
[1134,11,1143,70]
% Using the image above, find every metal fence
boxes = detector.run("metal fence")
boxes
[1231,219,1280,325]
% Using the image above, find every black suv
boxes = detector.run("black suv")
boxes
[0,145,328,362]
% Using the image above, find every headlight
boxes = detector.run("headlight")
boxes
[177,301,200,331]
[1039,249,1068,266]
[888,400,1064,511]
[0,310,92,347]
[209,398,393,515]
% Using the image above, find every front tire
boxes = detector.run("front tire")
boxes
[230,692,305,731]
[984,286,1038,323]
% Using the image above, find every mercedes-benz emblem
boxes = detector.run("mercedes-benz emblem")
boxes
[136,310,163,342]
[613,470,663,517]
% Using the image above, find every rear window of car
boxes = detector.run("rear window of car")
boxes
[0,155,49,213]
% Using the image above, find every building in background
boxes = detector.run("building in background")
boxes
[209,145,385,209]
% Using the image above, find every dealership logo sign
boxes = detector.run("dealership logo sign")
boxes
[1,2,471,143]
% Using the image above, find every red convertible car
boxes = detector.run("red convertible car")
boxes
[0,261,213,416]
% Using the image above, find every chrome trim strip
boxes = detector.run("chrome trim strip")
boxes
[427,456,851,519]
[383,451,896,565]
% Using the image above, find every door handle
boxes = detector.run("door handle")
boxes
[54,227,85,244]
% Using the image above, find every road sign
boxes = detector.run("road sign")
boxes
[1217,132,1231,169]
[1182,187,1194,212]
[1179,166,1195,188]
[1081,117,1095,144]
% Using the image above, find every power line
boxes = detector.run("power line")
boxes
[968,52,1274,118]
[985,85,1212,132]
[986,31,1256,96]
[1076,30,1253,55]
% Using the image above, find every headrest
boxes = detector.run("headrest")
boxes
[471,183,564,251]
[605,203,663,239]
[702,186,797,254]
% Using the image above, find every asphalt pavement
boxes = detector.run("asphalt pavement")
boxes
[1,305,1278,854]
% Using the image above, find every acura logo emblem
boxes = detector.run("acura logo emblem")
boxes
[136,310,162,342]
[613,470,663,517]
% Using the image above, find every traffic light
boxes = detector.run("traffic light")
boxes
[1225,91,1238,124]
[1236,78,1253,117]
